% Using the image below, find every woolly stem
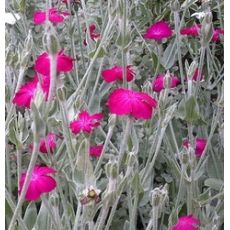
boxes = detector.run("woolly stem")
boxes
[118,117,132,170]
[42,196,61,230]
[94,126,115,175]
[174,11,185,94]
[8,141,40,230]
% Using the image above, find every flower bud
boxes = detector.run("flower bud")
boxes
[171,0,180,12]
[48,33,59,55]
[151,184,168,207]
[187,61,198,81]
[57,87,66,101]
[201,12,213,46]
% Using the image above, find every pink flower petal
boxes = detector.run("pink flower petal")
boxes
[89,145,103,157]
[33,11,46,25]
[144,21,173,41]
[107,88,133,116]
[182,138,207,157]
[172,215,200,230]
[36,175,57,193]
[107,88,157,120]
[102,65,135,83]
[69,121,82,134]
[152,74,180,92]
[34,166,57,175]
[12,79,38,108]
[180,24,201,37]
[49,8,64,23]
[39,133,57,154]
[35,51,74,76]
[35,52,50,76]
[70,111,103,135]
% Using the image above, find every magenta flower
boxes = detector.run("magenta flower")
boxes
[144,21,173,41]
[12,79,38,108]
[107,88,157,120]
[39,133,57,154]
[180,24,201,37]
[212,28,224,42]
[70,111,104,135]
[83,24,100,46]
[12,75,50,108]
[33,8,70,25]
[19,166,57,201]
[183,138,207,157]
[101,65,135,83]
[172,215,200,230]
[152,74,180,92]
[35,50,74,76]
[190,68,204,81]
[89,145,104,157]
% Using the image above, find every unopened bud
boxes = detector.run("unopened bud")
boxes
[25,30,33,52]
[46,32,59,55]
[201,14,213,46]
[164,71,171,89]
[57,87,66,101]
[187,61,198,80]
[181,152,189,165]
[171,0,180,11]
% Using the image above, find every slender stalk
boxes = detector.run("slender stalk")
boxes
[76,12,86,71]
[56,176,72,230]
[152,206,159,230]
[186,180,193,214]
[48,54,57,102]
[59,99,75,171]
[15,67,26,93]
[174,11,185,94]
[8,141,40,230]
[169,122,180,155]
[88,58,104,108]
[5,139,12,196]
[118,118,132,170]
[73,202,82,230]
[142,127,166,184]
[5,189,28,230]
[67,17,116,108]
[16,148,22,193]
[129,192,139,230]
[94,126,115,175]
[96,201,110,230]
[195,46,206,95]
[42,196,61,230]
[121,0,128,88]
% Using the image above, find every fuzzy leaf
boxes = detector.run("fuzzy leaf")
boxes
[161,41,177,70]
[23,202,37,230]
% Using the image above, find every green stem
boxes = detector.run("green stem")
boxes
[15,67,25,93]
[67,17,116,109]
[48,54,57,102]
[118,118,132,170]
[5,189,28,230]
[174,11,185,94]
[8,141,40,230]
[94,126,115,175]
[129,192,139,230]
[5,139,12,196]
[88,58,104,108]
[73,202,82,230]
[59,100,75,171]
[42,196,61,230]
[142,126,166,185]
